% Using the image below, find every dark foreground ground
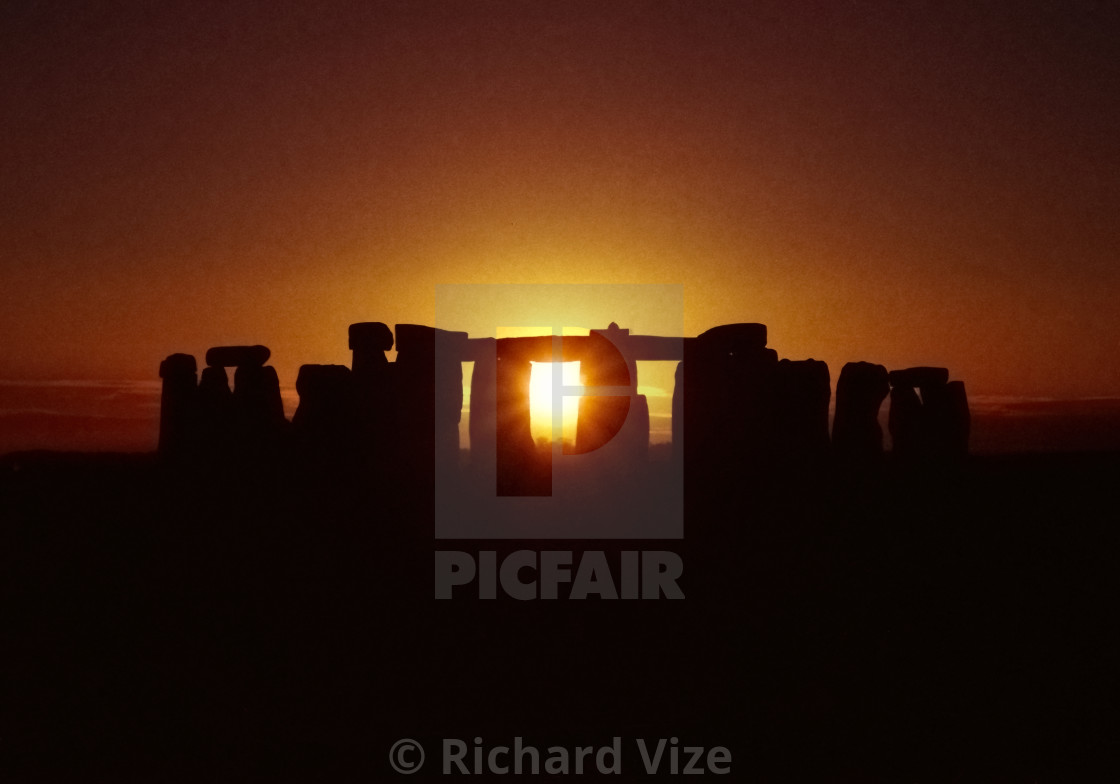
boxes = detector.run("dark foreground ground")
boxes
[2,449,1118,781]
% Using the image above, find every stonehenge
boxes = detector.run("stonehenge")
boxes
[157,344,286,462]
[888,368,970,462]
[159,322,971,475]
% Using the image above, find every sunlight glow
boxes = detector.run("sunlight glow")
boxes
[529,361,583,444]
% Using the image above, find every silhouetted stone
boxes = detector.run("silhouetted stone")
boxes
[294,364,352,405]
[160,353,197,379]
[887,367,971,462]
[345,323,397,462]
[197,366,234,457]
[292,364,357,460]
[395,324,467,480]
[349,322,393,375]
[232,365,287,454]
[625,393,650,459]
[922,379,971,460]
[888,366,949,392]
[495,342,540,495]
[683,326,779,470]
[158,353,198,459]
[205,345,270,368]
[574,328,634,456]
[888,385,924,459]
[696,322,768,352]
[774,358,830,465]
[199,365,231,398]
[155,320,972,485]
[575,394,632,455]
[833,362,890,463]
[349,321,393,353]
[586,324,635,384]
[945,381,970,457]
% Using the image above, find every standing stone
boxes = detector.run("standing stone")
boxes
[292,364,358,461]
[887,366,969,462]
[774,358,831,466]
[671,361,685,463]
[232,364,287,455]
[922,379,971,460]
[625,394,650,459]
[574,328,634,456]
[199,365,232,402]
[888,385,924,460]
[394,324,467,481]
[495,343,540,495]
[682,325,778,470]
[349,322,393,375]
[945,381,971,458]
[197,365,233,458]
[158,353,198,460]
[349,322,396,459]
[832,362,890,463]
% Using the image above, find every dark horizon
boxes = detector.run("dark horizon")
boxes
[4,376,1120,458]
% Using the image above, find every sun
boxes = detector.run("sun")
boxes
[528,361,583,444]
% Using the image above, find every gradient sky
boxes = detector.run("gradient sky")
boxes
[2,1,1119,453]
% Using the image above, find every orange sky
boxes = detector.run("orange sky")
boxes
[2,1,1119,453]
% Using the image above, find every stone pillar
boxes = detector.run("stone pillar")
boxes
[626,393,650,459]
[197,365,233,458]
[832,361,890,463]
[888,383,925,460]
[205,345,286,459]
[682,323,776,469]
[922,379,971,460]
[158,353,198,460]
[574,327,634,456]
[394,324,467,480]
[349,322,396,459]
[774,358,831,466]
[232,365,286,450]
[887,367,969,462]
[671,361,685,463]
[495,343,539,495]
[349,322,393,376]
[292,364,357,461]
[945,381,971,458]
